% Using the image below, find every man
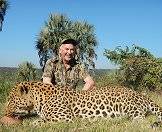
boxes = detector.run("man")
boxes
[42,39,95,90]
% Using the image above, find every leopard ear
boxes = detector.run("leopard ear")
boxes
[19,85,29,95]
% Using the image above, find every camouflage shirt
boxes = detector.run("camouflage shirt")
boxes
[42,58,90,89]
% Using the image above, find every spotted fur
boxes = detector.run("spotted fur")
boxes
[4,81,162,126]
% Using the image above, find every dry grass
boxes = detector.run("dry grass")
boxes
[1,114,162,132]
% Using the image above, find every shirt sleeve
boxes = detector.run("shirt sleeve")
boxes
[78,64,91,79]
[42,59,54,79]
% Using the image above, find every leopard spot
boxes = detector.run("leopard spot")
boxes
[96,110,100,115]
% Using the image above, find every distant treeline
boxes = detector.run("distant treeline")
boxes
[0,67,115,76]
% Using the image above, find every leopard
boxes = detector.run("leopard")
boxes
[3,81,162,127]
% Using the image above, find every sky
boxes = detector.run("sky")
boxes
[0,0,162,69]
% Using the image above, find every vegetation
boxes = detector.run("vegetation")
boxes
[104,45,162,91]
[36,14,98,69]
[0,0,9,31]
[16,61,38,81]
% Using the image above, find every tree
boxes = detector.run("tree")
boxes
[0,0,9,31]
[104,45,154,65]
[104,45,162,91]
[17,61,37,81]
[36,14,98,69]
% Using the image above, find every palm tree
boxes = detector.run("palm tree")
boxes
[0,0,9,31]
[36,13,98,69]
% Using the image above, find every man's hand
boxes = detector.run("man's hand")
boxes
[42,77,53,85]
[82,75,95,91]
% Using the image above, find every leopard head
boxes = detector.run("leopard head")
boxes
[5,82,34,117]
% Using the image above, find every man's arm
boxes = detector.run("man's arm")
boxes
[82,75,95,91]
[42,77,53,85]
[42,58,54,85]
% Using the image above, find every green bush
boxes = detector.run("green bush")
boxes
[0,72,16,103]
[16,61,37,81]
[104,45,162,91]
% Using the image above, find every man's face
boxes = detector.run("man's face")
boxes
[59,44,76,62]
